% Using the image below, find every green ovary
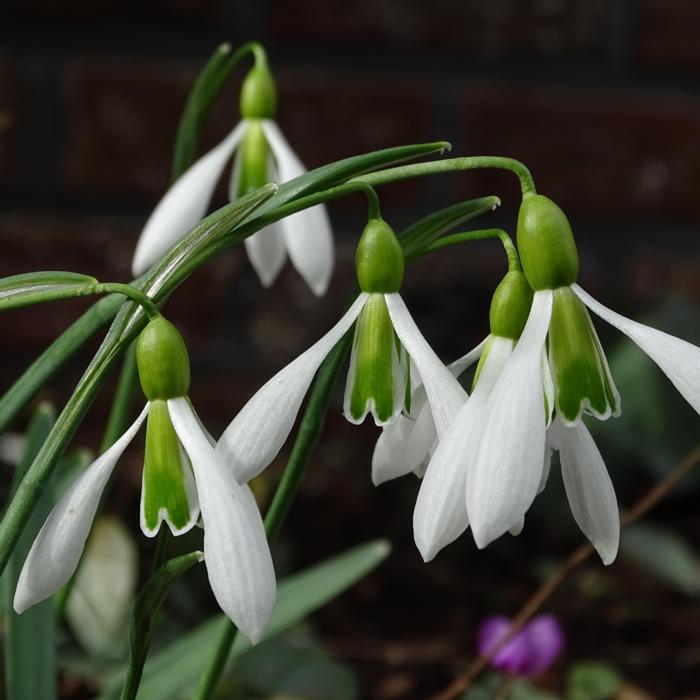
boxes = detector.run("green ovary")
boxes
[549,287,620,423]
[349,294,399,423]
[142,399,194,534]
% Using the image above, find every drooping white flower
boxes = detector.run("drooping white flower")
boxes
[217,218,466,485]
[132,62,333,296]
[371,340,486,487]
[466,192,700,555]
[412,271,541,559]
[14,317,275,644]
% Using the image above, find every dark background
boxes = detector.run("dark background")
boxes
[1,2,699,698]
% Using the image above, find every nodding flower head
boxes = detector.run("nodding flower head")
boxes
[14,315,276,644]
[132,52,333,296]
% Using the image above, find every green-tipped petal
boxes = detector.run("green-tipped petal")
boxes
[344,294,404,425]
[140,400,199,537]
[548,286,620,425]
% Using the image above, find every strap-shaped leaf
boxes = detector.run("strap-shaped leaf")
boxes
[121,551,204,700]
[0,272,98,312]
[2,403,57,700]
[399,196,501,257]
[98,539,391,700]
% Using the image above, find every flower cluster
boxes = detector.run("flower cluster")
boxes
[12,47,700,652]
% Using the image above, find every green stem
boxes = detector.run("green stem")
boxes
[193,330,354,699]
[352,156,536,195]
[410,228,520,271]
[88,283,159,320]
[99,343,140,453]
[172,41,264,178]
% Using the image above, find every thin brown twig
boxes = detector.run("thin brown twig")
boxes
[432,444,700,700]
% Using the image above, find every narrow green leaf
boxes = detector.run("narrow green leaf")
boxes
[172,42,256,180]
[566,661,622,700]
[622,523,700,595]
[0,271,98,312]
[2,403,57,700]
[399,196,501,257]
[98,539,391,700]
[120,551,204,700]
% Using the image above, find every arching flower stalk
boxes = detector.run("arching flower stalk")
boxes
[14,316,276,643]
[132,52,333,295]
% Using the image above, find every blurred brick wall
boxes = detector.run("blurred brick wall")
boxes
[0,0,699,446]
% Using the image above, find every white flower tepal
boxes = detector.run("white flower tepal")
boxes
[132,58,333,296]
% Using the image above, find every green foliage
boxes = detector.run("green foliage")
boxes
[2,404,57,700]
[120,551,204,700]
[622,523,700,596]
[566,661,622,700]
[98,539,390,700]
[0,271,97,311]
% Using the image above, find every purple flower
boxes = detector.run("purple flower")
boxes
[477,614,565,676]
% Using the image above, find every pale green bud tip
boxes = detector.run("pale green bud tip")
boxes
[516,193,579,291]
[355,218,405,293]
[489,271,533,340]
[236,120,270,197]
[136,316,191,400]
[240,64,277,119]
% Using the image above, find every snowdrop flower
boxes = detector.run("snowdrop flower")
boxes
[541,418,619,564]
[371,339,486,486]
[478,614,565,677]
[14,316,275,643]
[132,55,333,296]
[469,193,700,553]
[412,271,539,560]
[217,217,467,484]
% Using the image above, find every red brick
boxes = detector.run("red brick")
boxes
[268,0,608,58]
[60,59,196,200]
[636,0,700,68]
[2,0,225,23]
[0,62,23,187]
[0,214,237,351]
[459,86,700,218]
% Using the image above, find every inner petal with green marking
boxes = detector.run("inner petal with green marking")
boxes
[345,293,405,425]
[140,399,199,537]
[548,286,621,425]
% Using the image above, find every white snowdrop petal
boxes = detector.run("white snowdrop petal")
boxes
[573,284,700,416]
[385,294,467,439]
[262,120,333,296]
[414,336,513,561]
[217,294,369,483]
[447,338,488,378]
[244,226,288,288]
[467,291,554,549]
[132,122,247,276]
[14,405,149,614]
[168,398,276,643]
[557,418,619,565]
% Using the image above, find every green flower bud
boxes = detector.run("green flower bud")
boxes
[355,218,405,293]
[239,63,277,119]
[235,120,270,198]
[488,270,533,340]
[345,294,406,424]
[517,193,579,291]
[549,286,620,424]
[136,316,190,400]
